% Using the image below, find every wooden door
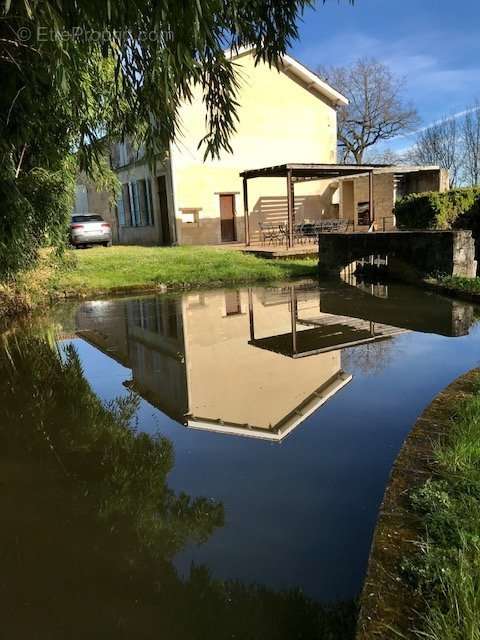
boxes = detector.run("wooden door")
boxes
[225,290,242,316]
[157,175,172,246]
[219,194,236,242]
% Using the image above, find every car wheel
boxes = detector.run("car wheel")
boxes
[103,241,112,247]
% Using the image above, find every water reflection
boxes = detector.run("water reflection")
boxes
[73,281,476,442]
[2,281,479,638]
[0,331,356,639]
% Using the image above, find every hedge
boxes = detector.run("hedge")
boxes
[0,158,75,280]
[395,187,480,230]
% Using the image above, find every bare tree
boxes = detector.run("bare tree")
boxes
[463,101,480,186]
[363,148,407,165]
[318,58,419,164]
[407,117,462,187]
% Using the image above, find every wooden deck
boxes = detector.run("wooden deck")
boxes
[214,242,319,259]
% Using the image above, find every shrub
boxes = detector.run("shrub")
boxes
[395,187,480,230]
[0,158,75,280]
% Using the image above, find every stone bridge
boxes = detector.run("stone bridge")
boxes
[318,230,477,279]
[320,280,474,337]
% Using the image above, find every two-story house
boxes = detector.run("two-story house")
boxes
[102,48,348,246]
[74,48,446,245]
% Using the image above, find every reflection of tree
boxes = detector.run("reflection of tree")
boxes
[341,337,397,376]
[0,334,356,639]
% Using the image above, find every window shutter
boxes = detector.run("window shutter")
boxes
[74,185,88,214]
[117,191,126,225]
[137,179,148,226]
[146,178,154,225]
[130,182,140,226]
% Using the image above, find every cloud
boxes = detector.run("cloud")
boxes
[296,28,480,94]
[295,26,480,131]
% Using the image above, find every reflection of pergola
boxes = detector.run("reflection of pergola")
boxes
[247,286,405,358]
[240,163,383,248]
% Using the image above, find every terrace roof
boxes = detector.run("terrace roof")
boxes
[240,162,388,182]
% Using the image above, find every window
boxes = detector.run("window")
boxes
[137,179,149,226]
[118,184,132,227]
[118,179,155,227]
[180,208,201,224]
[74,184,88,214]
[122,183,132,226]
[146,179,154,225]
[116,192,126,226]
[72,214,104,223]
[118,142,130,167]
[130,182,140,226]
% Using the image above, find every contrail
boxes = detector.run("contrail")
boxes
[393,104,480,141]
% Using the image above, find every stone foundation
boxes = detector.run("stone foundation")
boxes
[318,230,477,280]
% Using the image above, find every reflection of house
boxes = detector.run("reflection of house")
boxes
[71,282,474,442]
[75,297,189,422]
[73,288,353,441]
[182,290,351,440]
[72,283,473,441]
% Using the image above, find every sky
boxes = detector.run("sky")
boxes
[289,0,480,153]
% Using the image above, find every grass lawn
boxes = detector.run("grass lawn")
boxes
[404,373,480,639]
[435,275,480,296]
[50,245,318,296]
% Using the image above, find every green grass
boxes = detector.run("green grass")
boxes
[404,375,480,640]
[435,275,480,295]
[49,245,318,296]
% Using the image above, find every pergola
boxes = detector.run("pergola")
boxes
[247,286,404,358]
[240,162,390,248]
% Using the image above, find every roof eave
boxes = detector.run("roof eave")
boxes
[280,54,349,107]
[226,46,349,107]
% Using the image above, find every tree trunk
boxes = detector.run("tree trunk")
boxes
[353,149,364,164]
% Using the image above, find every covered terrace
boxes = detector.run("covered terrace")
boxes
[240,162,388,249]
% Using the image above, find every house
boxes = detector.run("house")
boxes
[336,164,448,231]
[78,48,348,246]
[239,162,448,244]
[74,48,448,245]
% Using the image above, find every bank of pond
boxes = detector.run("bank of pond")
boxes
[1,277,480,639]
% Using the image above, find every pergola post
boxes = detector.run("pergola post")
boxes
[243,176,250,246]
[248,288,255,341]
[369,171,375,229]
[290,285,297,355]
[286,169,294,248]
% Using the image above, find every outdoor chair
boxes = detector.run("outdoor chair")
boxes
[278,223,288,245]
[315,219,350,233]
[293,223,307,244]
[259,222,283,245]
[299,222,318,243]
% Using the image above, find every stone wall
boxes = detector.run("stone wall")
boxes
[117,225,160,245]
[320,280,474,337]
[355,369,480,640]
[318,230,477,279]
[404,167,449,193]
[179,215,246,245]
[354,173,395,228]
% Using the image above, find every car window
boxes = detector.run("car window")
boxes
[72,215,104,223]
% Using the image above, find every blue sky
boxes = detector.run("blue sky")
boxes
[289,0,480,152]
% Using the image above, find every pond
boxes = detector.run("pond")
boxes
[2,278,480,639]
